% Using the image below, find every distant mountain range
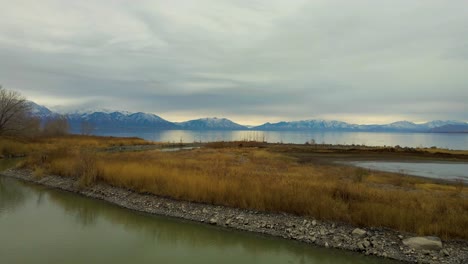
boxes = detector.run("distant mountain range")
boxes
[67,111,178,131]
[254,120,468,132]
[27,102,468,133]
[176,118,247,130]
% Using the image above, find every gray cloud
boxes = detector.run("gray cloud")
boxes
[0,0,467,125]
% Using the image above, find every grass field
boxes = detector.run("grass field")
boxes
[0,135,151,157]
[12,135,467,240]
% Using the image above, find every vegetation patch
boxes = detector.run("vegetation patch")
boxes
[18,135,468,240]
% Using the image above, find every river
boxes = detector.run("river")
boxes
[0,161,394,264]
[93,130,468,150]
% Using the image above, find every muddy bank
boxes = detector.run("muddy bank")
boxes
[2,169,467,264]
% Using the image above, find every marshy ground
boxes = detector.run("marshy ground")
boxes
[1,135,465,240]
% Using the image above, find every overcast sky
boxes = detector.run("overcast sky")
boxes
[0,0,467,125]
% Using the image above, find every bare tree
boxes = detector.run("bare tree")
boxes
[0,86,32,136]
[43,115,69,136]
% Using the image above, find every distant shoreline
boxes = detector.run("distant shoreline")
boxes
[76,131,468,152]
[76,128,468,133]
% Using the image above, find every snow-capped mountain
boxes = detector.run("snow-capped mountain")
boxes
[253,119,468,132]
[53,106,131,116]
[25,101,468,133]
[254,120,360,131]
[27,101,56,119]
[176,117,247,130]
[66,111,177,131]
[429,124,468,133]
[423,120,466,129]
[385,121,421,129]
[360,120,467,132]
[358,121,425,132]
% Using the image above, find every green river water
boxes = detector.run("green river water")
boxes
[0,160,394,264]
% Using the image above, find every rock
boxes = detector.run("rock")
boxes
[311,220,317,226]
[225,219,232,226]
[398,235,404,239]
[358,242,366,251]
[352,228,367,237]
[319,228,327,236]
[440,249,450,257]
[402,236,442,251]
[357,239,371,251]
[202,208,208,214]
[325,242,329,248]
[209,218,217,225]
[363,240,371,248]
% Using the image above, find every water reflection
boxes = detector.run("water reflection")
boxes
[0,177,396,264]
[0,159,27,216]
[95,130,468,150]
[45,190,334,258]
[0,177,29,216]
[348,161,468,182]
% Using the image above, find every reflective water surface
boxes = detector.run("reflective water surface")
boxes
[348,161,468,182]
[0,161,394,264]
[95,130,468,150]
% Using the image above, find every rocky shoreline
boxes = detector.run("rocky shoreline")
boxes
[2,169,467,263]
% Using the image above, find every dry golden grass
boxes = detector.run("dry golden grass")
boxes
[32,166,46,178]
[0,137,34,156]
[32,135,151,149]
[1,135,152,156]
[417,147,468,155]
[23,137,468,240]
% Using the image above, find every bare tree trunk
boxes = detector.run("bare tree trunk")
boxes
[0,86,34,136]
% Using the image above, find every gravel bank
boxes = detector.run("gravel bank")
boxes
[2,169,467,264]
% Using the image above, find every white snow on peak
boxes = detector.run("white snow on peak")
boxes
[51,106,133,116]
[422,120,465,128]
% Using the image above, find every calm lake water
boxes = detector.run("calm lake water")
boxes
[94,130,468,150]
[348,161,468,182]
[0,162,393,264]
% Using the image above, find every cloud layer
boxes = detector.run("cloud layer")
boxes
[1,0,467,125]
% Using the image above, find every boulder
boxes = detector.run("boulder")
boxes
[352,228,367,237]
[402,236,442,251]
[209,218,217,225]
[440,249,450,257]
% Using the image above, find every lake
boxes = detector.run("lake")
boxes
[93,130,468,150]
[347,161,468,182]
[0,162,393,264]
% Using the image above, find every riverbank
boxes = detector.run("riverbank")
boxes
[2,169,467,264]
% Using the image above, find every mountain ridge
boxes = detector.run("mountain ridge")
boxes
[28,102,468,133]
[176,117,247,130]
